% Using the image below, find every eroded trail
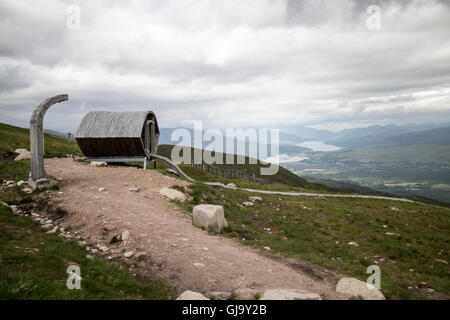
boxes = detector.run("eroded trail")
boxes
[46,158,345,299]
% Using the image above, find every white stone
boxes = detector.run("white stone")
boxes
[17,180,25,186]
[41,223,53,231]
[263,246,271,251]
[90,161,107,167]
[347,241,359,247]
[335,277,385,300]
[98,187,106,192]
[23,188,33,194]
[193,262,205,267]
[242,202,254,207]
[193,204,228,233]
[249,196,262,202]
[260,289,322,300]
[128,187,140,192]
[14,149,31,161]
[46,227,58,234]
[123,251,134,258]
[121,230,130,241]
[226,183,237,189]
[176,291,209,300]
[159,187,186,202]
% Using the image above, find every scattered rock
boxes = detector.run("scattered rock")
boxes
[206,291,232,300]
[98,187,106,192]
[90,161,107,167]
[46,227,58,234]
[193,262,205,268]
[86,255,93,260]
[193,204,228,233]
[109,234,121,244]
[260,289,322,300]
[202,247,209,251]
[14,148,31,161]
[233,287,261,300]
[123,251,134,258]
[121,230,130,241]
[128,187,140,192]
[135,252,147,260]
[226,183,237,189]
[41,223,53,231]
[263,246,271,251]
[249,196,262,202]
[29,178,57,190]
[390,207,400,211]
[435,259,448,264]
[176,291,209,300]
[159,188,186,202]
[242,201,254,207]
[17,180,25,186]
[166,168,177,175]
[385,232,400,236]
[335,277,385,300]
[347,241,359,247]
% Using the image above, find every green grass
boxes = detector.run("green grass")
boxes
[156,144,327,189]
[0,204,169,299]
[173,183,450,300]
[0,123,170,299]
[0,123,82,158]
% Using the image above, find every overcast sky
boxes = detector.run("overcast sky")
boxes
[0,0,449,132]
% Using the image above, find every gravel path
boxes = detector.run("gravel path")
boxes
[204,182,414,203]
[46,158,346,299]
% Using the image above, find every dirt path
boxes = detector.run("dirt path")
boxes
[46,158,346,299]
[205,183,414,202]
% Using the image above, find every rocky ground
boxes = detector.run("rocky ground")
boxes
[4,157,387,299]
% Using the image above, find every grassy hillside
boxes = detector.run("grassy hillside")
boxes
[172,183,450,300]
[156,144,328,190]
[0,123,82,158]
[0,123,169,299]
[0,204,169,299]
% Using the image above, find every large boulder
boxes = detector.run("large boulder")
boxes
[159,187,186,202]
[335,277,385,300]
[193,204,228,233]
[176,290,209,300]
[14,148,31,161]
[260,289,322,300]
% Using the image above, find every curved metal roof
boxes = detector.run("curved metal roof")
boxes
[75,111,159,138]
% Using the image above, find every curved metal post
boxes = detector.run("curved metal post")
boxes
[30,94,68,181]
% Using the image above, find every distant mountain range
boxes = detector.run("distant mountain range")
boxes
[159,122,450,155]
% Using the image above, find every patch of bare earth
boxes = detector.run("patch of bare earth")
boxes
[45,158,345,299]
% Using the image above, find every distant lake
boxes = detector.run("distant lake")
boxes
[297,141,342,152]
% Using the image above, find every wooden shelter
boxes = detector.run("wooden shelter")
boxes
[75,111,159,166]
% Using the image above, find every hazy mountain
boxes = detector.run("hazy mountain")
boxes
[390,126,450,146]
